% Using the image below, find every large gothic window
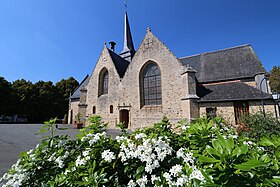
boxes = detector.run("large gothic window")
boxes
[99,69,108,96]
[141,63,162,106]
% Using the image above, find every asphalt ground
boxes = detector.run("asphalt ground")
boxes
[0,123,122,177]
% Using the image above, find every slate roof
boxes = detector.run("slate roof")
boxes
[70,74,90,99]
[197,81,272,102]
[108,49,130,78]
[179,44,266,83]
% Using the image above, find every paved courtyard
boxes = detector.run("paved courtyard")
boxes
[0,123,122,177]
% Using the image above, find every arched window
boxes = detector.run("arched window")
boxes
[99,69,109,96]
[93,106,96,114]
[140,63,162,106]
[110,105,113,113]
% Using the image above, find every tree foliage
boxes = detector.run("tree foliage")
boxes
[0,76,78,123]
[269,66,280,93]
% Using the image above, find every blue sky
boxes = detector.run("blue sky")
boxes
[0,0,279,83]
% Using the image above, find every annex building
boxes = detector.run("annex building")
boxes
[68,12,278,129]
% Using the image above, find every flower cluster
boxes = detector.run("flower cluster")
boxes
[119,135,173,174]
[0,160,27,187]
[101,149,116,163]
[76,148,91,167]
[81,131,107,146]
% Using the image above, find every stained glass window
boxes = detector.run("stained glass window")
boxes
[141,63,162,106]
[99,69,108,96]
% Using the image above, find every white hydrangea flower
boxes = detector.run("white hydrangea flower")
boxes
[101,149,115,163]
[27,149,33,155]
[82,149,90,157]
[127,179,137,187]
[135,133,147,140]
[116,135,127,142]
[169,164,182,177]
[176,176,188,186]
[257,146,265,152]
[190,167,205,181]
[55,156,64,168]
[76,156,87,167]
[231,134,238,139]
[64,169,70,175]
[163,172,172,182]
[176,148,194,165]
[151,175,160,184]
[81,136,87,142]
[56,140,63,148]
[48,152,56,162]
[243,140,253,146]
[29,153,36,161]
[136,175,148,187]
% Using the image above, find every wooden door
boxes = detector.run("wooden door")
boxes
[234,101,249,125]
[120,110,129,128]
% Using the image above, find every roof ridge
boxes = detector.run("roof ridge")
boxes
[179,53,201,60]
[70,74,90,99]
[179,44,251,59]
[108,47,130,63]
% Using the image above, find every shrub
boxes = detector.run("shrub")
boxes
[1,116,280,186]
[239,112,280,140]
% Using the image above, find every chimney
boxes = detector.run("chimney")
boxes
[109,41,116,52]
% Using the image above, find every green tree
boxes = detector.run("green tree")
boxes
[269,66,280,93]
[0,77,16,115]
[1,77,78,123]
[29,81,56,122]
[11,79,35,121]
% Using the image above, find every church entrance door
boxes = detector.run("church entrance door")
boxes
[120,109,129,128]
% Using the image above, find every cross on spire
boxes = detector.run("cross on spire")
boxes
[124,0,127,10]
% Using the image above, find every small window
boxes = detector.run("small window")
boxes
[93,106,96,114]
[206,107,216,119]
[110,105,113,113]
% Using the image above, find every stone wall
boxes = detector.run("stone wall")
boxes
[68,100,79,124]
[199,102,236,125]
[86,45,122,129]
[199,100,279,126]
[249,100,279,117]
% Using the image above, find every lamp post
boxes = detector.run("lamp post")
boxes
[272,92,280,119]
[260,76,268,116]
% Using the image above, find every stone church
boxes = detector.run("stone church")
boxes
[68,12,277,129]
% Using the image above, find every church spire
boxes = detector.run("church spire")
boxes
[120,11,135,62]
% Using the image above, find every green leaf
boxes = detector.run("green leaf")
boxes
[260,154,271,163]
[259,136,275,147]
[235,159,267,171]
[232,147,241,157]
[217,133,231,155]
[240,144,248,155]
[198,156,220,163]
[207,147,221,157]
[20,151,28,158]
[272,176,280,183]
[212,140,223,155]
[227,137,234,149]
[136,165,144,174]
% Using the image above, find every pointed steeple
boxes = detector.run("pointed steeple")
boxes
[120,11,135,62]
